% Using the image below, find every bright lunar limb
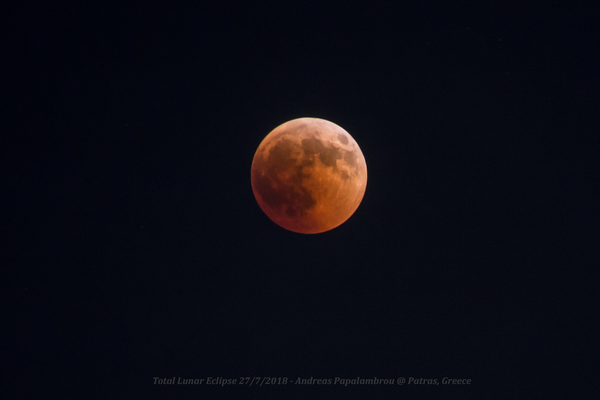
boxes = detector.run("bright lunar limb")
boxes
[251,117,367,234]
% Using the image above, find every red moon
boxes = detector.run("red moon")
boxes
[251,117,367,234]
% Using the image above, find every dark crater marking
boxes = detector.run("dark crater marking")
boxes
[302,137,344,169]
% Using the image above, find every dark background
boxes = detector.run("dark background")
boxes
[4,1,599,398]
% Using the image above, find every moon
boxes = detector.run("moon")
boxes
[251,117,367,234]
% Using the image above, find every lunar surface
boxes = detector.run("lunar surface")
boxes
[251,117,367,234]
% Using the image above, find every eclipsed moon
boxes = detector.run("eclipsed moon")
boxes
[251,117,367,234]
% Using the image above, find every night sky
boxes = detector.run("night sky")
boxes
[5,1,599,398]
